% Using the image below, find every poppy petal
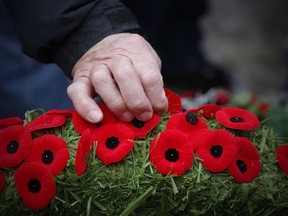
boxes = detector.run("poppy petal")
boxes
[120,113,161,139]
[14,163,56,210]
[25,134,69,176]
[150,129,194,176]
[93,123,135,164]
[0,125,32,168]
[164,88,182,114]
[215,107,260,130]
[0,117,24,130]
[46,109,75,118]
[228,137,261,183]
[187,104,221,119]
[195,129,237,172]
[276,144,288,176]
[25,114,66,132]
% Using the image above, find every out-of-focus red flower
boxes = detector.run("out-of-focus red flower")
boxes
[0,117,23,130]
[0,125,32,168]
[215,107,260,130]
[120,113,161,139]
[228,137,261,183]
[164,88,182,114]
[166,111,208,142]
[46,109,75,118]
[75,129,93,176]
[187,104,221,119]
[93,123,135,164]
[25,114,66,132]
[195,129,237,172]
[0,170,5,193]
[72,103,118,134]
[149,129,194,176]
[215,90,230,105]
[25,134,69,176]
[276,144,288,176]
[14,163,56,210]
[258,102,269,114]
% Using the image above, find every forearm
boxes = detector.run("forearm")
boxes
[2,0,140,77]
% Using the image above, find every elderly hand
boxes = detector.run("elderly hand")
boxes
[67,33,168,123]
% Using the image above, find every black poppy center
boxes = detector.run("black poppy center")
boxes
[165,148,179,162]
[42,150,54,164]
[236,159,247,173]
[230,116,244,122]
[6,140,19,154]
[210,145,223,158]
[185,112,198,125]
[132,118,146,128]
[28,178,41,193]
[105,136,120,150]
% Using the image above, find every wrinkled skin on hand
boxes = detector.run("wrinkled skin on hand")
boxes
[67,33,168,123]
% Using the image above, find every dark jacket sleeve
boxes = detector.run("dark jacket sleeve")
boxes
[2,0,140,77]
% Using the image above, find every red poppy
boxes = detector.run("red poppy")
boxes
[164,88,182,114]
[215,89,230,105]
[46,109,75,118]
[276,144,288,176]
[0,170,5,193]
[72,103,118,134]
[195,129,237,172]
[187,104,221,119]
[149,129,194,176]
[25,114,66,132]
[166,111,208,142]
[0,125,32,168]
[228,137,261,183]
[75,129,93,176]
[93,123,135,164]
[0,117,23,130]
[14,163,56,210]
[120,113,161,139]
[24,134,69,176]
[215,107,260,130]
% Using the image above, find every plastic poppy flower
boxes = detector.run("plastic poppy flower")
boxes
[195,129,237,172]
[187,104,221,119]
[228,137,261,183]
[215,107,260,130]
[25,114,66,132]
[25,134,69,176]
[72,103,118,134]
[120,113,161,139]
[46,109,75,118]
[0,117,23,130]
[0,170,5,193]
[93,123,135,164]
[14,163,56,210]
[164,88,182,114]
[149,129,194,176]
[166,111,208,142]
[0,125,32,168]
[75,129,93,176]
[276,144,288,176]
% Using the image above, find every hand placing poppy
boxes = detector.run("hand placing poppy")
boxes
[120,113,161,139]
[72,103,118,134]
[93,123,135,165]
[228,137,261,183]
[215,107,260,130]
[0,117,23,130]
[24,134,69,176]
[149,129,194,176]
[195,129,237,172]
[75,129,93,176]
[14,163,56,210]
[25,114,66,132]
[276,144,288,176]
[0,125,32,168]
[164,88,182,114]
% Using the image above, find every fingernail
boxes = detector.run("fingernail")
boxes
[120,111,133,122]
[139,111,152,121]
[87,110,102,123]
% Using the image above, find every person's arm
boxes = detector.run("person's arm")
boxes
[2,0,168,123]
